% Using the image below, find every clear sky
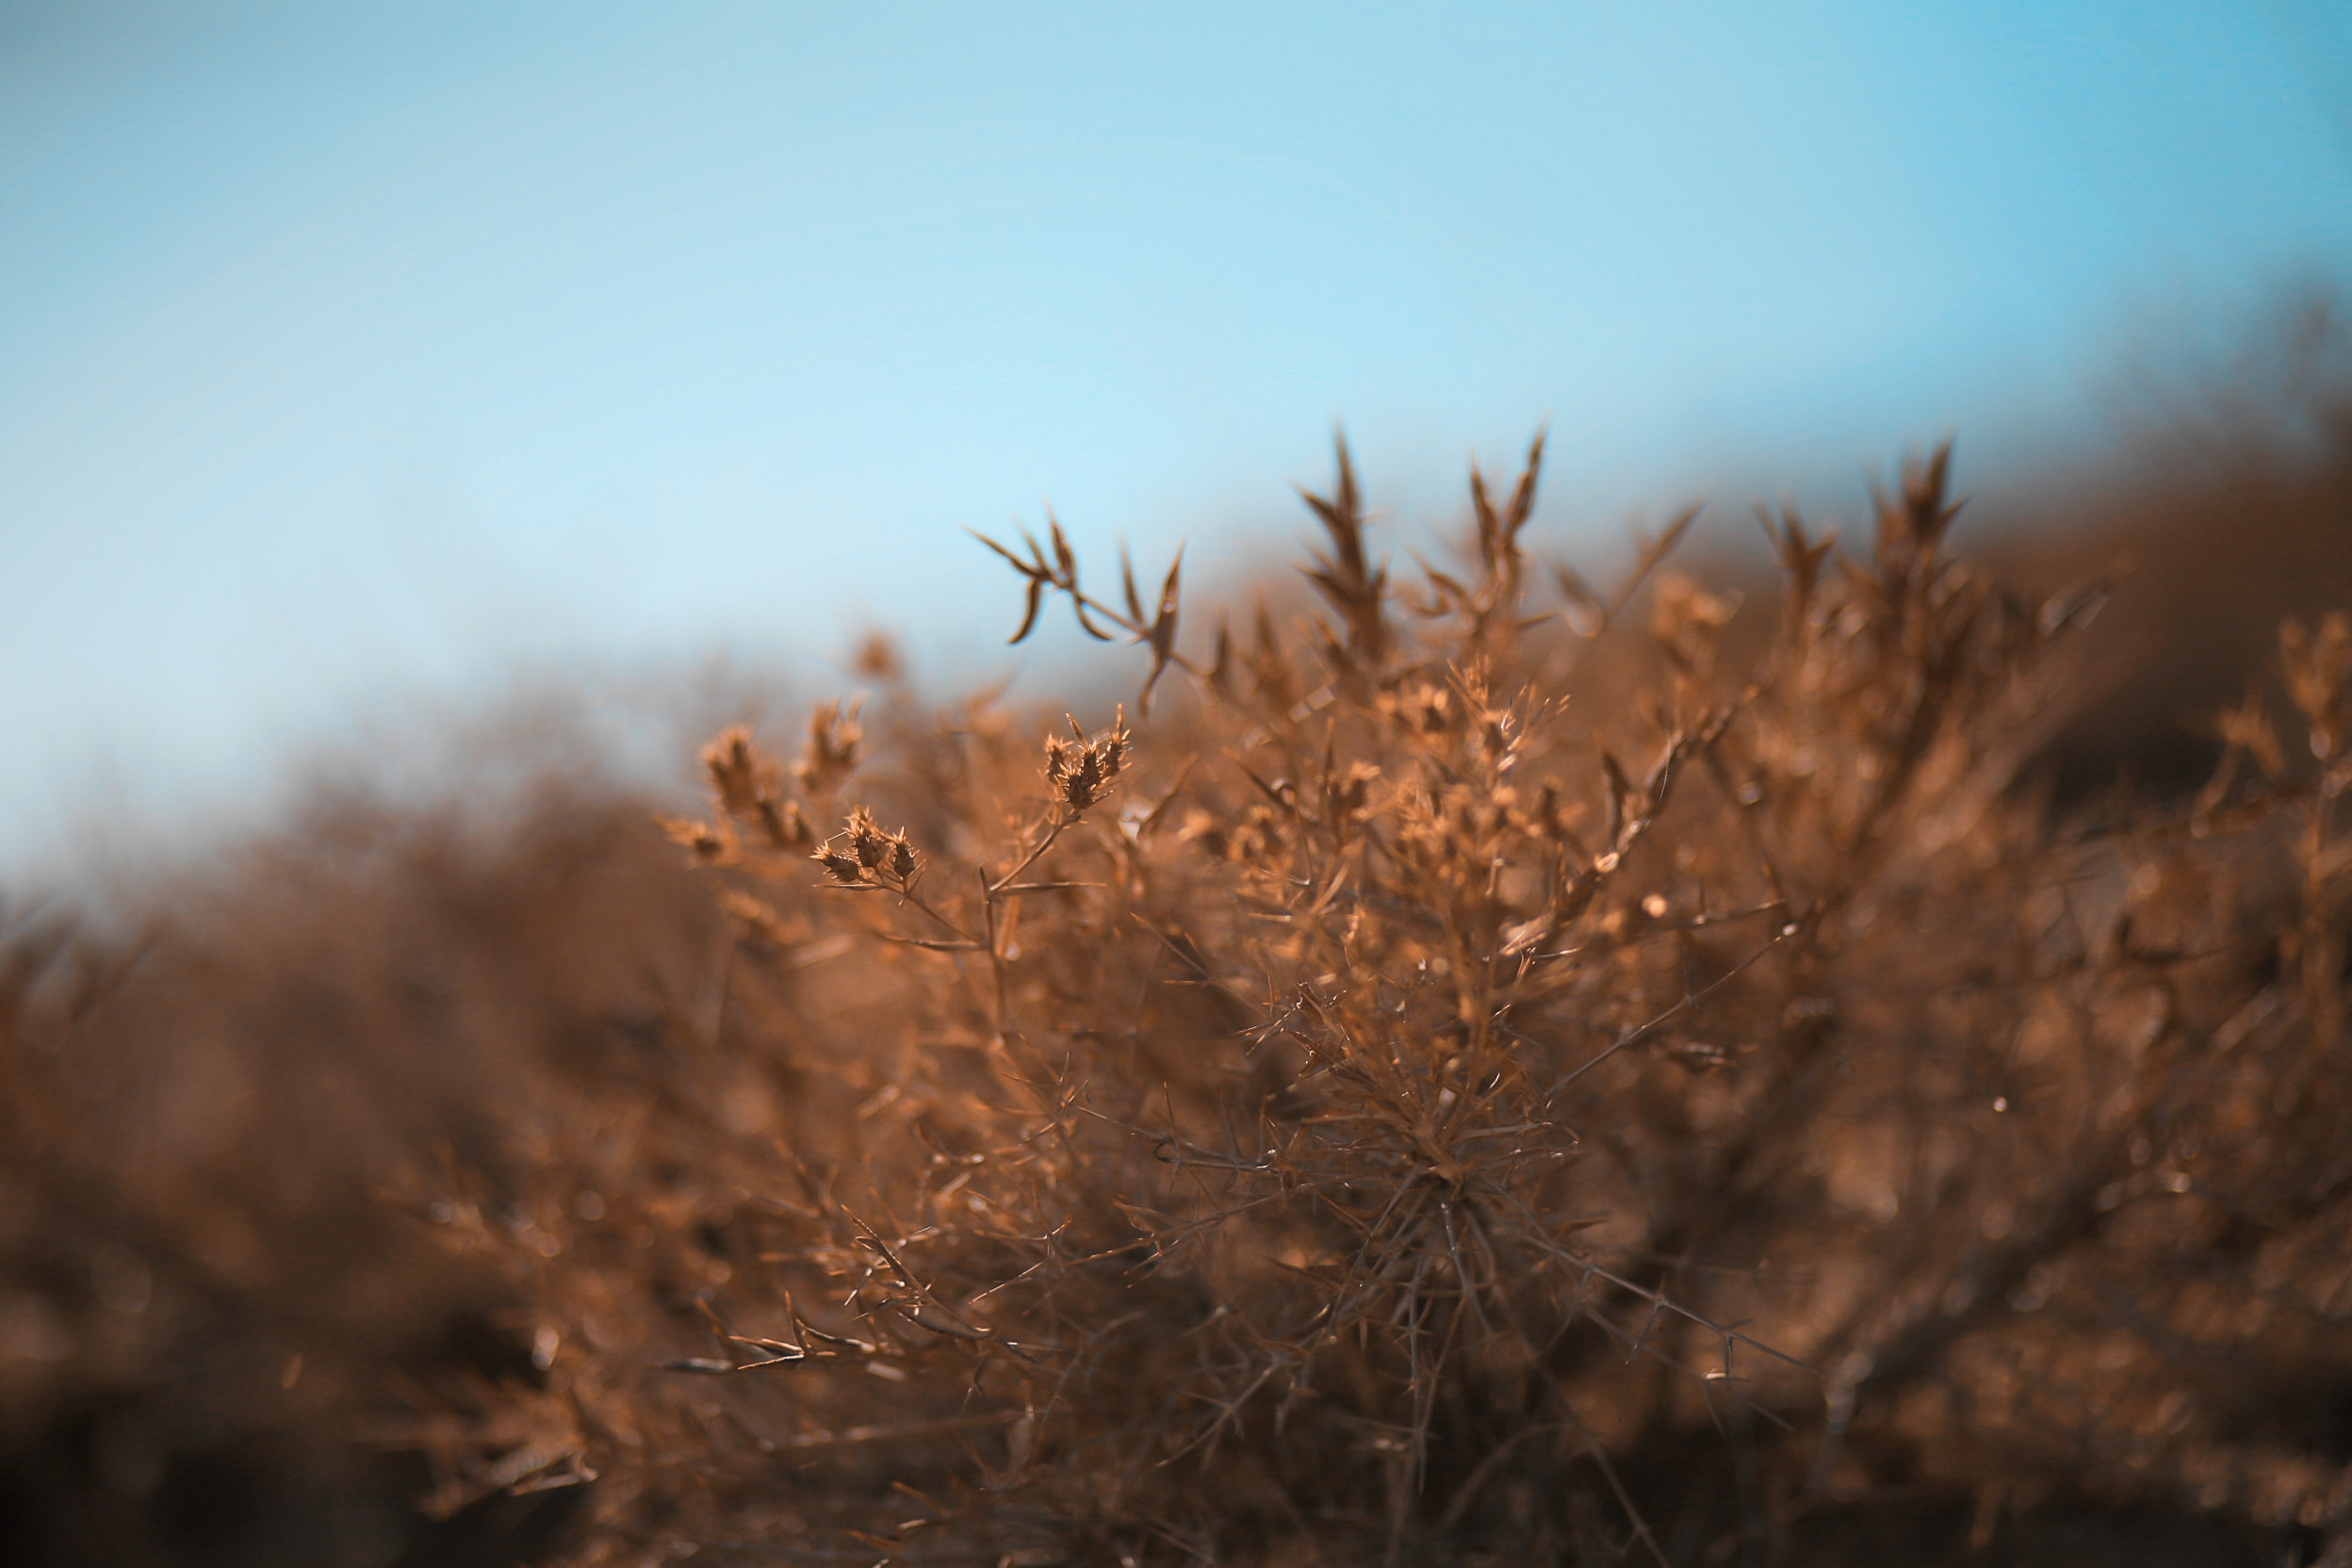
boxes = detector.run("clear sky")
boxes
[3,1,2349,877]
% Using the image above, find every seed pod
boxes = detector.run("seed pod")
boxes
[1043,712,1131,812]
[846,808,887,869]
[701,727,776,818]
[795,701,864,796]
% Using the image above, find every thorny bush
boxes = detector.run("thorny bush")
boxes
[400,438,2352,1567]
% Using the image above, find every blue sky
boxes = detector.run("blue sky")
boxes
[2,1,2348,875]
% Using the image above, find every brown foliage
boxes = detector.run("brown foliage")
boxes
[409,438,2352,1565]
[8,427,2352,1566]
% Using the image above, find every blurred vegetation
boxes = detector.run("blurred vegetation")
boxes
[5,312,2352,1566]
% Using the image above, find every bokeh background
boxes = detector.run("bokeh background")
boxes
[4,0,2350,877]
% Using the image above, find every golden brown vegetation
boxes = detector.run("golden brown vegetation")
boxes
[7,406,2352,1566]
[419,433,2352,1566]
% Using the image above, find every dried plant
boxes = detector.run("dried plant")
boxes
[10,416,2352,1568]
[384,435,2352,1567]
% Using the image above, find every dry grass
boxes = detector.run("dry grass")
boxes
[7,400,2352,1566]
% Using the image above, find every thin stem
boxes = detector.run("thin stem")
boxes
[989,811,1073,897]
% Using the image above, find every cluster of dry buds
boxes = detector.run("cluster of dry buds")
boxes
[672,708,1133,919]
[1041,710,1129,812]
[812,807,919,891]
[663,706,869,864]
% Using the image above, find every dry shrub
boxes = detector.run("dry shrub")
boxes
[6,356,2352,1564]
[378,437,2352,1566]
[0,781,721,1565]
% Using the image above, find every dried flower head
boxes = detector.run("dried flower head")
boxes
[845,806,888,869]
[701,727,777,818]
[697,725,819,852]
[754,796,814,853]
[813,845,864,886]
[1043,710,1130,811]
[795,701,864,796]
[812,807,918,890]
